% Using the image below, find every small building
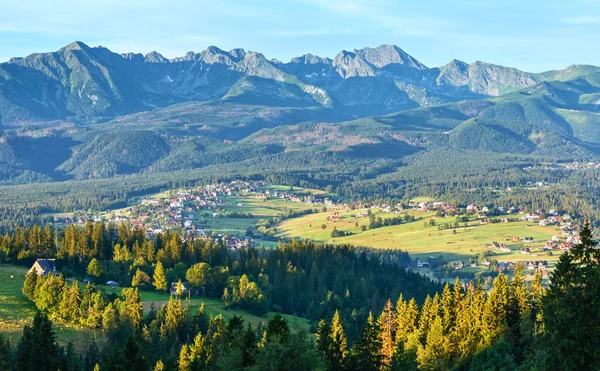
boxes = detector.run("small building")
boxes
[28,259,56,276]
[106,280,119,288]
[170,282,188,296]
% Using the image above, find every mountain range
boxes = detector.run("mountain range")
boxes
[2,41,599,125]
[0,41,600,187]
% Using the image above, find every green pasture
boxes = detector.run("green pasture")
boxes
[277,209,561,264]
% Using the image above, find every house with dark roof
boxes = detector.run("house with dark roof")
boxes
[28,259,56,276]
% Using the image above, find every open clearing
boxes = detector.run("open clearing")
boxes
[277,208,560,264]
[0,264,310,347]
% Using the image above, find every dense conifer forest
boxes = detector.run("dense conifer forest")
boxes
[1,223,598,370]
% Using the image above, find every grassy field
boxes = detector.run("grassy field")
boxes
[0,265,92,347]
[277,208,560,265]
[138,291,311,333]
[194,193,318,236]
[0,264,311,349]
[262,185,327,195]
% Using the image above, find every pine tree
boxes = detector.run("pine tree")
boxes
[396,297,418,343]
[176,279,184,296]
[379,299,396,368]
[189,332,209,370]
[119,287,143,328]
[391,333,419,371]
[132,268,150,287]
[102,302,117,330]
[240,323,257,368]
[154,360,165,371]
[0,334,12,371]
[161,296,185,340]
[316,318,332,355]
[178,344,192,371]
[507,264,528,348]
[22,271,37,300]
[153,261,168,292]
[16,311,59,371]
[58,281,81,322]
[350,312,382,370]
[418,316,448,371]
[87,258,104,280]
[454,281,480,363]
[481,274,509,344]
[329,310,348,370]
[123,335,148,371]
[542,223,600,369]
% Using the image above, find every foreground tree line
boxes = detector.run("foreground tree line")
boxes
[1,223,599,370]
[1,221,432,325]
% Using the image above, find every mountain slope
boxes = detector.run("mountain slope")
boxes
[2,42,600,125]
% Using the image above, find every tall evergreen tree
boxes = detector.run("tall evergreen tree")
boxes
[22,271,37,300]
[542,223,600,370]
[153,261,168,292]
[15,311,59,371]
[378,299,396,368]
[350,312,382,370]
[418,316,448,371]
[481,274,509,344]
[154,360,165,371]
[0,334,12,371]
[329,310,348,370]
[87,258,104,280]
[316,318,332,359]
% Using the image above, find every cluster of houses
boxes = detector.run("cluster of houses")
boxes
[564,161,600,170]
[495,261,550,277]
[51,181,344,253]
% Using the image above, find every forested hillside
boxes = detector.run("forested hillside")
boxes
[2,220,599,370]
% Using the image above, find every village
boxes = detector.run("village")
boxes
[50,180,588,280]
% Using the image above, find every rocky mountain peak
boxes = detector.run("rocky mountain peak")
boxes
[62,41,90,52]
[290,53,332,65]
[356,44,427,70]
[144,51,169,63]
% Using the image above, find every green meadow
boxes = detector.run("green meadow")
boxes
[0,265,91,347]
[277,208,560,264]
[0,264,310,349]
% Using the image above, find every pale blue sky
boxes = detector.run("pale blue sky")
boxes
[0,0,599,72]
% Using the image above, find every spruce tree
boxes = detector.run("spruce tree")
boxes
[16,311,59,371]
[154,360,165,371]
[0,334,12,371]
[153,261,168,292]
[178,344,192,371]
[22,271,37,300]
[418,316,448,371]
[87,258,104,280]
[542,223,600,369]
[350,312,382,370]
[240,323,257,368]
[123,335,148,371]
[481,274,509,343]
[329,310,348,370]
[316,318,332,356]
[189,332,209,370]
[379,299,396,368]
